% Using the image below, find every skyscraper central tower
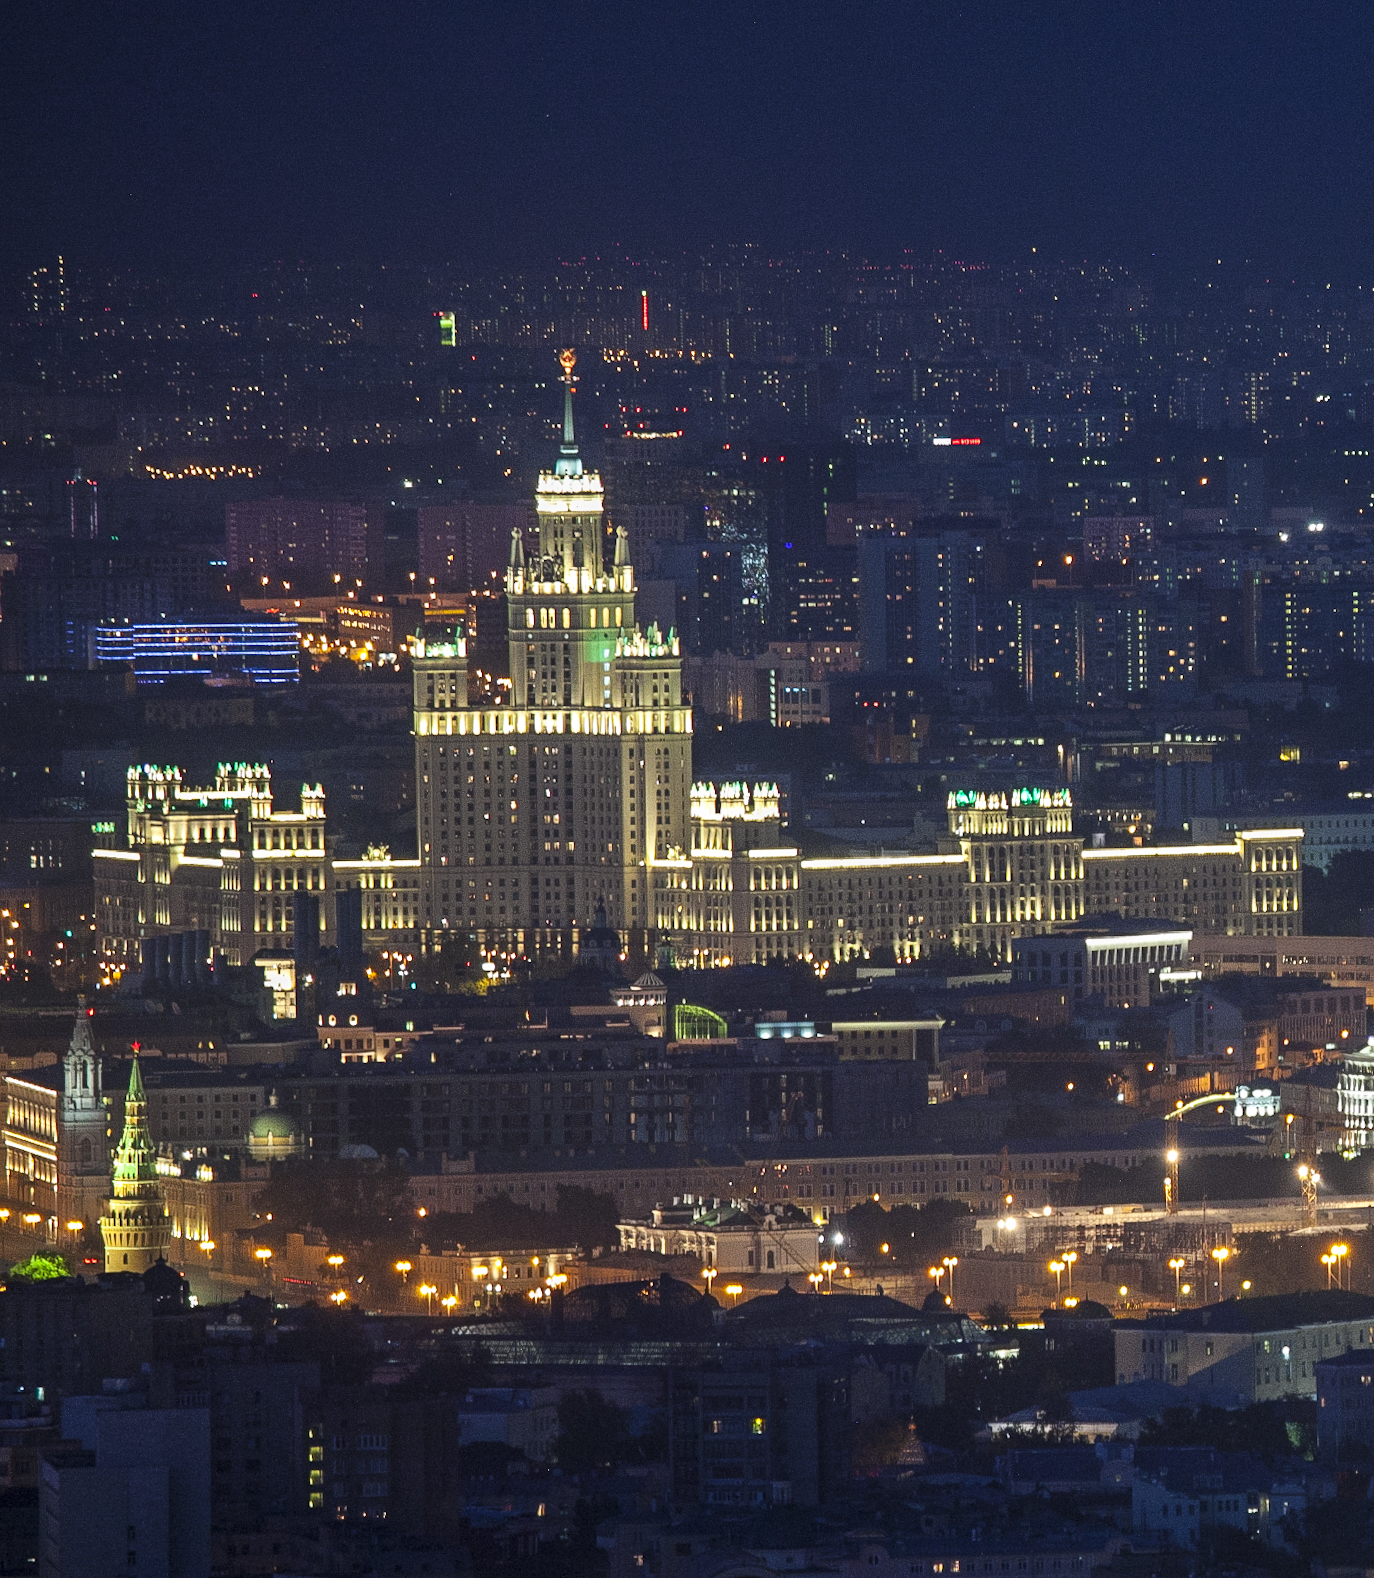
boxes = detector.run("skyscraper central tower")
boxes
[414,351,693,962]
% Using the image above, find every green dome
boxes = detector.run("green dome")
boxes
[245,1092,302,1157]
[248,1108,297,1140]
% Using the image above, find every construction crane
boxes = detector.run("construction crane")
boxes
[1278,1089,1332,1226]
[1163,1091,1239,1213]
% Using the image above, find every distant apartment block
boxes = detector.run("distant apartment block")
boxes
[1082,516,1154,561]
[417,502,533,592]
[225,498,372,584]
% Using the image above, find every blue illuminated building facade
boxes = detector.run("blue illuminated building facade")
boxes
[93,616,299,685]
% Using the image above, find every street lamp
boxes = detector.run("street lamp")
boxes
[329,1290,347,1306]
[442,1295,457,1315]
[808,1271,823,1292]
[1063,1250,1078,1299]
[1212,1245,1232,1299]
[1168,1257,1186,1301]
[1331,1243,1350,1291]
[702,1267,718,1295]
[1049,1260,1065,1303]
[65,1221,83,1234]
[725,1283,743,1306]
[943,1257,958,1305]
[395,1260,412,1284]
[822,1259,837,1292]
[418,1283,437,1313]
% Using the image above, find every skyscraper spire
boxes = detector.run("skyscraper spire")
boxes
[555,348,583,478]
[99,1058,170,1274]
[560,347,577,444]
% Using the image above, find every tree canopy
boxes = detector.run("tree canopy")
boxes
[839,1198,972,1270]
[8,1253,69,1281]
[254,1157,417,1248]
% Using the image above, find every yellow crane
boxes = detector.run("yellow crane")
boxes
[1163,1091,1238,1213]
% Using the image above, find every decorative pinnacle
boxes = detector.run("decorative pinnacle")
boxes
[559,348,577,447]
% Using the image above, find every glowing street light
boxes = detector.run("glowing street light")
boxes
[1330,1243,1351,1291]
[329,1290,347,1306]
[1168,1257,1186,1300]
[1049,1260,1065,1303]
[1212,1245,1232,1299]
[418,1282,437,1313]
[808,1271,824,1292]
[702,1267,718,1294]
[822,1259,837,1292]
[1063,1250,1078,1299]
[942,1257,959,1305]
[65,1221,83,1234]
[724,1283,743,1306]
[395,1260,412,1284]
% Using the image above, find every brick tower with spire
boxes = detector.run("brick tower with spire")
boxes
[59,996,109,1233]
[99,1060,171,1274]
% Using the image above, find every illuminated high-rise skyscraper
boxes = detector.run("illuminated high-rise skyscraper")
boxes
[413,352,692,962]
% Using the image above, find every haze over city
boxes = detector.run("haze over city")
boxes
[5,5,1374,1576]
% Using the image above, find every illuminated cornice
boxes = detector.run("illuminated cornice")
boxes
[801,854,965,871]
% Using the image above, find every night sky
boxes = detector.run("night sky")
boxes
[4,0,1374,275]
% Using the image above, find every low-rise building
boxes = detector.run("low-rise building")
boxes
[456,1388,559,1461]
[618,1198,821,1279]
[830,1018,942,1061]
[1012,919,1192,1008]
[1115,1290,1374,1402]
[1132,1445,1306,1550]
[1192,934,1374,1003]
[1315,1348,1374,1459]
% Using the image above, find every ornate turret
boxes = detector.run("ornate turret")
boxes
[99,1060,171,1274]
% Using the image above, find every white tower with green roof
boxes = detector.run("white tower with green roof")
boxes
[99,1060,171,1274]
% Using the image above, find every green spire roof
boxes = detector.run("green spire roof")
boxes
[111,1058,160,1194]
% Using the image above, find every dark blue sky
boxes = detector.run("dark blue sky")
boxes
[4,0,1373,276]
